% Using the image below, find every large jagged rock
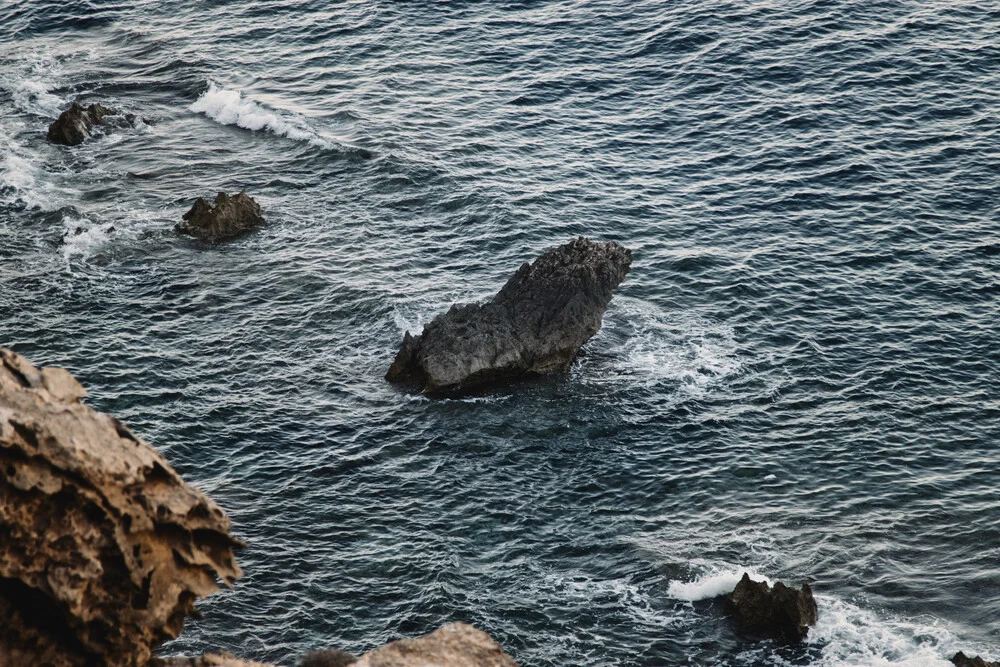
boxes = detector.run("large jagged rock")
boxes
[176,191,265,243]
[386,237,631,394]
[722,573,818,641]
[0,348,245,667]
[47,102,117,146]
[952,652,1000,667]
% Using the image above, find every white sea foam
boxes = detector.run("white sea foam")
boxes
[808,594,965,667]
[576,296,744,396]
[666,566,771,602]
[60,216,114,263]
[190,82,336,149]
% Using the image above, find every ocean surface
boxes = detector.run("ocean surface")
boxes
[1,1,999,665]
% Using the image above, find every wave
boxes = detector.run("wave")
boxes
[189,81,340,150]
[666,565,771,602]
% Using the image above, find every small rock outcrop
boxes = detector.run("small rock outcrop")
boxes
[176,191,265,243]
[0,349,244,667]
[352,623,517,667]
[47,102,117,146]
[722,573,818,641]
[952,652,1000,667]
[299,648,358,666]
[386,237,632,394]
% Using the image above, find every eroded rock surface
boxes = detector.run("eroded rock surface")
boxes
[722,573,818,641]
[352,623,516,667]
[0,348,244,667]
[386,237,631,394]
[152,652,275,667]
[177,191,265,243]
[47,102,117,145]
[952,652,1000,667]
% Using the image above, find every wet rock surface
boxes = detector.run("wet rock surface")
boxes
[0,348,244,667]
[952,652,1000,667]
[47,102,117,146]
[386,237,631,394]
[177,191,265,243]
[722,573,818,641]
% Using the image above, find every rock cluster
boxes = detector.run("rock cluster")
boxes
[952,652,1000,667]
[47,102,118,146]
[722,574,818,641]
[386,237,631,394]
[0,349,244,667]
[176,191,265,243]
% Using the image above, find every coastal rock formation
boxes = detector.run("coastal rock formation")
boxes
[722,573,818,641]
[176,191,265,243]
[0,349,244,667]
[952,652,1000,667]
[386,237,631,394]
[47,102,117,145]
[311,623,517,667]
[152,653,275,667]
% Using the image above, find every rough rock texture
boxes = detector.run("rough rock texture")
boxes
[386,237,631,394]
[722,573,818,641]
[353,623,517,667]
[0,348,244,667]
[952,652,1000,667]
[47,102,117,146]
[176,191,265,243]
[152,653,275,667]
[299,648,358,666]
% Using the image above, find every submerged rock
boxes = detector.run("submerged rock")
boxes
[386,237,631,394]
[47,102,117,146]
[952,652,1000,667]
[0,348,244,667]
[176,190,265,243]
[722,573,818,641]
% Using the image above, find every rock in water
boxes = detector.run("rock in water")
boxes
[177,191,265,243]
[0,349,244,667]
[386,237,631,394]
[952,653,1000,667]
[47,102,117,145]
[722,573,818,641]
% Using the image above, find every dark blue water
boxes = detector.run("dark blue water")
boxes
[2,1,999,665]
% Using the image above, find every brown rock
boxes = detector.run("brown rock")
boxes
[47,102,117,146]
[952,652,1000,667]
[299,648,358,666]
[0,348,244,667]
[722,573,817,641]
[176,191,265,243]
[151,652,276,667]
[352,623,517,667]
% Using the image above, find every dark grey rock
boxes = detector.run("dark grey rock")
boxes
[386,237,631,394]
[176,191,265,243]
[952,652,1000,667]
[722,573,818,641]
[47,102,117,146]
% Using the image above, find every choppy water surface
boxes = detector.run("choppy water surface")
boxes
[2,1,999,665]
